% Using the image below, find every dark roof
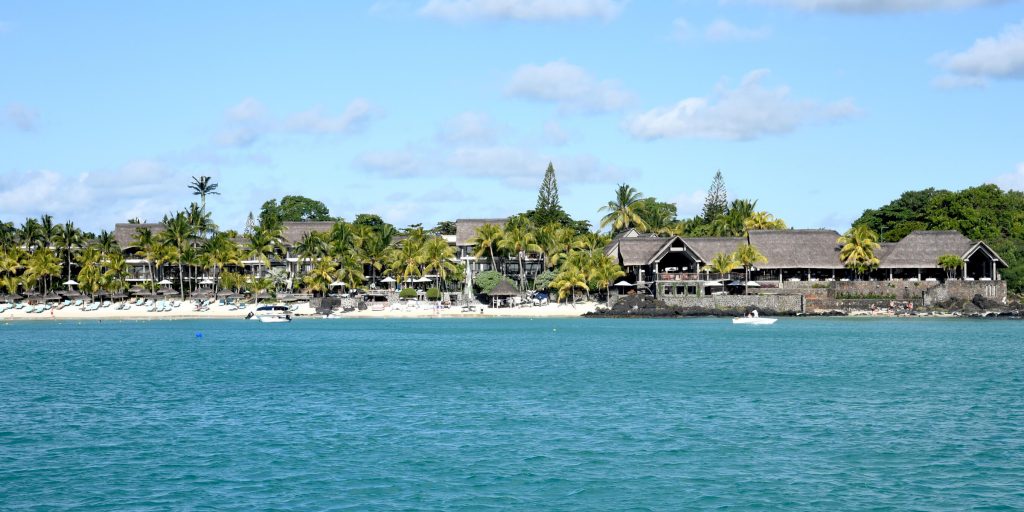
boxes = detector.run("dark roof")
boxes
[455,218,507,246]
[747,230,845,269]
[878,230,975,269]
[488,280,520,296]
[617,237,673,266]
[281,221,335,246]
[113,223,164,248]
[680,237,745,263]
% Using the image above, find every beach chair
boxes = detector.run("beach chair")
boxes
[73,299,83,307]
[101,300,111,308]
[15,303,25,310]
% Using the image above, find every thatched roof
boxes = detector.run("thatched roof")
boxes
[488,280,520,296]
[879,230,979,269]
[455,218,507,246]
[616,237,674,266]
[747,230,845,269]
[680,237,745,263]
[281,221,335,246]
[113,223,165,248]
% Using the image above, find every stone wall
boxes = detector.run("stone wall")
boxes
[924,280,1006,305]
[806,298,923,312]
[828,280,936,300]
[659,294,804,314]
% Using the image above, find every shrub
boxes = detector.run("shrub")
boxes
[473,270,504,294]
[426,287,441,300]
[534,269,557,290]
[399,287,418,299]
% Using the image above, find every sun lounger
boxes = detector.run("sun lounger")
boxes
[73,299,83,307]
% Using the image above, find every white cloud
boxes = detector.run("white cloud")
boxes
[356,144,627,188]
[0,161,191,232]
[6,103,38,132]
[287,99,375,134]
[705,19,771,42]
[625,69,858,141]
[506,60,632,113]
[759,0,1002,13]
[933,20,1024,86]
[437,111,499,143]
[215,98,376,147]
[994,162,1024,190]
[419,0,623,21]
[542,120,569,145]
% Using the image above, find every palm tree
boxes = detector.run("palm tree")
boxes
[295,231,329,287]
[102,252,129,295]
[838,225,881,279]
[743,211,786,236]
[160,212,196,299]
[95,230,119,256]
[244,225,282,279]
[186,202,217,238]
[497,225,541,290]
[188,176,220,210]
[76,247,103,301]
[133,227,157,286]
[201,233,240,295]
[388,239,425,285]
[55,221,84,282]
[0,221,16,249]
[937,254,965,279]
[733,244,768,295]
[538,224,576,270]
[39,214,58,250]
[551,265,588,304]
[589,255,625,302]
[26,249,61,295]
[706,252,738,277]
[599,184,648,233]
[19,218,42,252]
[302,258,337,297]
[469,223,503,271]
[420,236,458,291]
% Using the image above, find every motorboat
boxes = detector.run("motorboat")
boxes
[247,305,292,323]
[732,317,777,325]
[732,309,776,325]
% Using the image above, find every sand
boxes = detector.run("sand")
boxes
[1,300,598,322]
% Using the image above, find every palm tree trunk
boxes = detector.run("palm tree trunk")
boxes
[178,260,185,299]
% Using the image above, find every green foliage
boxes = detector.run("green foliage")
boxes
[399,287,418,299]
[838,225,881,277]
[431,220,457,236]
[853,184,1024,291]
[702,170,728,223]
[473,270,505,294]
[532,162,568,227]
[426,287,441,300]
[353,213,394,234]
[937,254,965,278]
[599,183,647,233]
[534,269,558,290]
[634,198,678,234]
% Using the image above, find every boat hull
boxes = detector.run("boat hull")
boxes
[732,317,777,325]
[257,315,291,323]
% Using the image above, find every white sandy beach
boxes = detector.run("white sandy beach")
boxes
[1,301,598,322]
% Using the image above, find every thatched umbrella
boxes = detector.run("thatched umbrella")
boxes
[487,280,519,307]
[1,293,22,303]
[60,289,83,299]
[42,292,62,302]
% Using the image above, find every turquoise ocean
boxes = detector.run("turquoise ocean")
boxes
[2,318,1023,510]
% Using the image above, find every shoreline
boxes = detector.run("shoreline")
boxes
[0,301,599,322]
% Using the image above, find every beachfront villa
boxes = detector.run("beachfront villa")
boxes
[605,228,1007,299]
[455,218,544,292]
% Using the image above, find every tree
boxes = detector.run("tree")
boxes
[420,236,458,291]
[469,223,503,270]
[55,221,84,282]
[473,270,506,294]
[634,198,678,234]
[245,225,282,278]
[551,265,588,303]
[498,224,541,290]
[733,244,768,294]
[431,220,457,236]
[188,176,220,210]
[938,254,965,279]
[160,212,195,299]
[303,258,337,297]
[533,162,568,226]
[838,225,881,279]
[202,233,240,295]
[353,213,394,234]
[279,195,332,221]
[702,170,728,223]
[744,211,787,234]
[706,252,738,276]
[599,184,648,233]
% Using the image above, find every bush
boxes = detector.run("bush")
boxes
[399,287,418,299]
[473,270,504,294]
[534,269,557,290]
[426,287,441,300]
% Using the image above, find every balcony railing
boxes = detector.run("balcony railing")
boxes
[657,272,743,282]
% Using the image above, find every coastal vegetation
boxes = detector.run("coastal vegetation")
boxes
[2,166,1022,302]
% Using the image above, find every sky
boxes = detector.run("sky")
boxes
[2,0,1023,234]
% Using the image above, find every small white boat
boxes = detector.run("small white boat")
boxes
[248,305,292,323]
[732,317,777,325]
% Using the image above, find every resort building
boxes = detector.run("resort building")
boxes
[455,218,545,293]
[606,229,1007,300]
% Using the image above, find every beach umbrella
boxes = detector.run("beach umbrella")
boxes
[63,279,79,287]
[612,280,634,287]
[0,293,20,303]
[109,292,128,300]
[60,290,83,298]
[380,277,396,283]
[329,281,345,288]
[746,281,762,288]
[216,291,234,297]
[42,292,63,302]
[157,279,173,286]
[227,293,245,300]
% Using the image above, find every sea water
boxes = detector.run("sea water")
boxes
[1,318,1023,510]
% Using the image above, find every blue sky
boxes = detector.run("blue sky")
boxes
[2,0,1023,233]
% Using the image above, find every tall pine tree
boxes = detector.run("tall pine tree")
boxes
[534,162,566,226]
[702,170,728,222]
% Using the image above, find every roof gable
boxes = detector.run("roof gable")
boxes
[455,218,507,246]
